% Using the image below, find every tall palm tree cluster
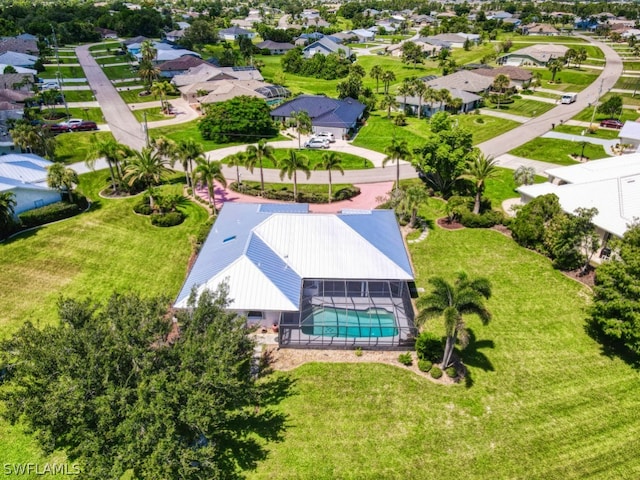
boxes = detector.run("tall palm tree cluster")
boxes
[379,76,459,119]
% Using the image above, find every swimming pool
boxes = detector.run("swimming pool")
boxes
[301,307,398,338]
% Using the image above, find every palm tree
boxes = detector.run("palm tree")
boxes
[47,163,79,203]
[513,165,536,186]
[291,110,312,149]
[151,136,178,166]
[140,40,157,64]
[423,85,438,118]
[313,151,344,203]
[412,80,427,119]
[492,74,510,110]
[381,70,396,95]
[398,79,415,115]
[279,150,310,202]
[175,138,204,188]
[576,47,587,68]
[531,71,543,91]
[436,88,452,112]
[380,94,398,119]
[548,57,564,83]
[416,272,492,368]
[370,64,384,94]
[193,157,227,213]
[138,60,160,92]
[124,148,171,209]
[226,151,247,187]
[399,185,428,227]
[150,80,174,113]
[10,123,56,159]
[245,138,276,196]
[461,153,499,214]
[383,138,411,192]
[0,191,17,233]
[88,136,131,194]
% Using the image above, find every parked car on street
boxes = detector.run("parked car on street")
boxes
[69,121,98,132]
[43,123,70,134]
[304,138,330,149]
[314,131,336,143]
[599,119,623,129]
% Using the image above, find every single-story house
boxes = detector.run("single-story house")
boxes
[387,38,443,58]
[158,56,209,78]
[302,37,351,59]
[128,40,200,64]
[0,153,61,215]
[369,22,397,34]
[182,80,290,106]
[95,27,118,39]
[255,40,295,55]
[425,70,493,94]
[0,37,38,55]
[497,44,569,66]
[122,35,150,46]
[172,64,263,90]
[520,23,560,36]
[502,17,523,27]
[270,95,365,138]
[0,73,34,92]
[0,64,36,75]
[425,34,473,48]
[294,33,324,47]
[618,120,640,150]
[517,154,640,243]
[174,203,417,349]
[397,87,482,117]
[470,66,533,89]
[347,29,376,43]
[488,11,513,20]
[165,29,186,43]
[218,26,255,41]
[0,51,38,69]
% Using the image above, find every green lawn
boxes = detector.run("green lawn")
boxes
[510,137,609,165]
[150,120,286,152]
[601,91,640,107]
[222,148,373,170]
[248,224,640,479]
[38,66,86,79]
[523,89,561,99]
[63,90,95,102]
[47,56,78,64]
[623,61,640,71]
[554,124,621,139]
[484,97,556,117]
[525,67,599,92]
[54,131,115,164]
[0,171,209,475]
[353,112,519,153]
[613,76,640,90]
[41,107,103,124]
[483,167,546,208]
[94,55,130,65]
[88,41,121,52]
[572,107,639,123]
[132,106,169,122]
[120,88,179,104]
[102,64,138,80]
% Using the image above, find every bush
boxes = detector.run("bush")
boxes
[445,366,457,378]
[459,210,504,228]
[18,201,83,228]
[354,347,363,357]
[430,366,443,379]
[151,211,185,227]
[418,359,432,372]
[230,183,360,204]
[196,219,214,245]
[415,332,443,362]
[398,352,413,366]
[134,203,153,215]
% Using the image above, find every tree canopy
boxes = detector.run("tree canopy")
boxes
[0,287,288,479]
[199,96,276,143]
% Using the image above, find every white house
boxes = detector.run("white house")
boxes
[618,120,640,150]
[517,154,640,243]
[218,26,256,41]
[174,203,417,348]
[302,37,351,59]
[0,153,61,216]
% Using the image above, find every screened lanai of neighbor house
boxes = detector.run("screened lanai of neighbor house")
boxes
[175,203,418,348]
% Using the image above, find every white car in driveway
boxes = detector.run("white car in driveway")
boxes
[314,131,335,143]
[304,138,330,149]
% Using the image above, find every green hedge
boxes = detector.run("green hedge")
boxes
[231,183,360,204]
[18,200,86,228]
[151,212,185,227]
[459,210,504,228]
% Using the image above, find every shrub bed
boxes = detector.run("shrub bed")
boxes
[418,359,433,372]
[133,203,153,215]
[18,199,86,228]
[398,352,413,366]
[151,211,185,227]
[415,332,443,362]
[231,182,360,204]
[445,366,457,378]
[459,210,504,228]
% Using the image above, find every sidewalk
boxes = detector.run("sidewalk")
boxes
[479,109,530,123]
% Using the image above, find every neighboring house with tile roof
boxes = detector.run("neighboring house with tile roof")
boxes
[396,87,482,117]
[270,94,365,138]
[470,66,533,89]
[0,153,61,214]
[172,64,263,89]
[425,70,493,94]
[520,23,560,36]
[158,56,209,78]
[174,202,417,348]
[497,44,569,66]
[0,73,35,92]
[165,29,186,43]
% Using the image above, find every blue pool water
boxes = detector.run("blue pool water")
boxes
[302,307,398,338]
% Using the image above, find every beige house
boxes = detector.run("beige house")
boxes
[470,66,533,89]
[498,44,569,66]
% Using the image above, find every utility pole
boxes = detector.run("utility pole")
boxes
[143,111,149,147]
[50,25,70,119]
[589,79,604,131]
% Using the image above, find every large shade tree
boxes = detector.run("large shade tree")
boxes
[0,288,287,479]
[279,150,310,202]
[417,272,492,368]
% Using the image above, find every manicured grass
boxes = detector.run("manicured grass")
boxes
[522,89,561,99]
[249,224,640,479]
[102,64,138,80]
[525,67,599,92]
[484,97,556,117]
[41,107,103,124]
[0,171,209,476]
[120,88,179,104]
[613,76,640,90]
[510,137,608,165]
[38,66,86,79]
[572,107,639,123]
[150,120,287,152]
[54,131,115,164]
[456,114,520,144]
[47,56,78,64]
[132,107,169,122]
[94,55,129,65]
[89,41,121,51]
[483,167,546,208]
[222,148,373,170]
[554,124,621,139]
[623,61,640,71]
[601,91,640,107]
[63,89,95,102]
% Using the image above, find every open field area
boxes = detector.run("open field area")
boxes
[102,64,138,80]
[510,138,608,165]
[246,221,640,480]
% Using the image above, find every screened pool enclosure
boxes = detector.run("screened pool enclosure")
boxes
[279,279,417,348]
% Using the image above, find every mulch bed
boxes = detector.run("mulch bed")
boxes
[436,217,464,230]
[562,266,595,288]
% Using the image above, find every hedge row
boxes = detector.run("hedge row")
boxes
[18,199,86,229]
[230,183,360,204]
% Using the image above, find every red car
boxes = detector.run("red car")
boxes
[43,123,70,134]
[600,119,623,129]
[69,121,98,132]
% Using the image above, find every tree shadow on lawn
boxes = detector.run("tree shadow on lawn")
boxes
[584,318,640,368]
[459,328,495,389]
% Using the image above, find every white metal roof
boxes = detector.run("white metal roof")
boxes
[545,153,640,184]
[619,120,640,141]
